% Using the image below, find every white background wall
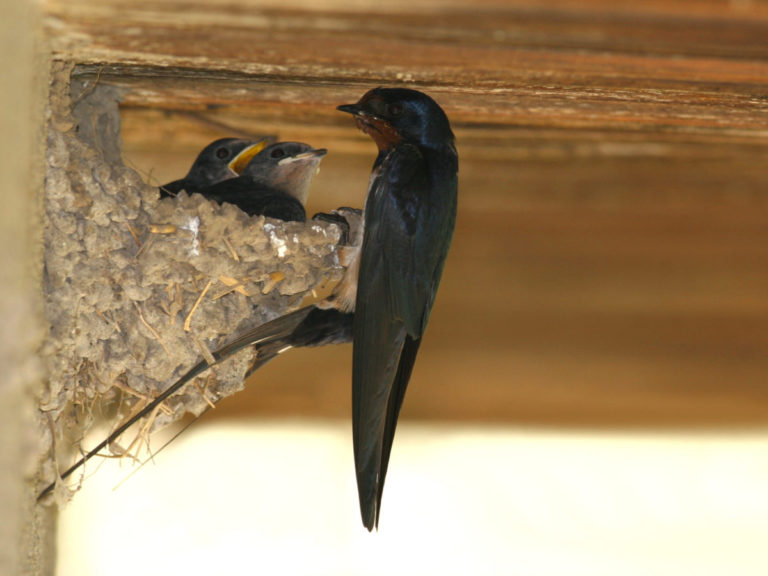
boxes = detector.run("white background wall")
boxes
[59,421,768,576]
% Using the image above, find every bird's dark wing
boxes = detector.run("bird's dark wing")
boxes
[375,334,420,523]
[158,179,187,198]
[201,179,306,222]
[353,143,455,529]
[287,307,354,348]
[245,306,353,376]
[257,193,306,222]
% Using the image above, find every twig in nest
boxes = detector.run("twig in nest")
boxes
[95,309,122,333]
[300,277,339,306]
[134,302,172,357]
[261,271,285,294]
[117,401,165,463]
[190,332,217,367]
[214,275,251,299]
[112,379,173,417]
[222,236,240,262]
[149,224,177,234]
[111,407,213,492]
[184,279,212,332]
[124,222,141,249]
[164,282,183,325]
[71,64,104,105]
[192,378,216,410]
[134,234,155,259]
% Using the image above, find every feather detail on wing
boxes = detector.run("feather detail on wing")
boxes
[352,144,439,529]
[200,178,307,221]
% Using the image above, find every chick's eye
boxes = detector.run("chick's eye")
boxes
[215,147,230,159]
[387,103,404,117]
[271,148,286,159]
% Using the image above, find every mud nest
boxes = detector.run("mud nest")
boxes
[38,63,347,497]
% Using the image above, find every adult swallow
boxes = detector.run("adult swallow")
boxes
[37,207,362,502]
[337,87,458,530]
[159,137,269,197]
[197,142,327,222]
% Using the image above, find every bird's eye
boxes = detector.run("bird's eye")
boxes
[271,148,286,159]
[387,103,404,117]
[215,147,230,159]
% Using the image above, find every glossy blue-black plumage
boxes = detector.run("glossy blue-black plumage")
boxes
[199,178,307,222]
[338,87,458,530]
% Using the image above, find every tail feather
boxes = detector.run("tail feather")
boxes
[38,306,316,501]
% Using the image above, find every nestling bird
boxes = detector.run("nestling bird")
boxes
[159,137,269,197]
[197,142,327,222]
[337,87,458,530]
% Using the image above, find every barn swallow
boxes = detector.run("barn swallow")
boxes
[337,87,458,530]
[197,142,327,222]
[159,137,269,197]
[37,207,362,502]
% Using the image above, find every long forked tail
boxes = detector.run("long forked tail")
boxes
[117,307,355,492]
[37,306,316,501]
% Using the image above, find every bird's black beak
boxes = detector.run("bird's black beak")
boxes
[308,148,328,158]
[337,103,361,115]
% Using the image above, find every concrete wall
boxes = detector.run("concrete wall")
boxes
[0,1,55,574]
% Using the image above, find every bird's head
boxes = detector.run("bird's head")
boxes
[337,87,455,151]
[241,142,327,205]
[186,137,269,182]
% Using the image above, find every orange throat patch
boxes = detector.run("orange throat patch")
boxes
[355,115,402,150]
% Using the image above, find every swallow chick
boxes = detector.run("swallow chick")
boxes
[338,87,458,530]
[159,137,269,197]
[197,142,327,222]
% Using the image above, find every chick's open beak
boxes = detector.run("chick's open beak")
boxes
[228,139,269,175]
[277,148,328,165]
